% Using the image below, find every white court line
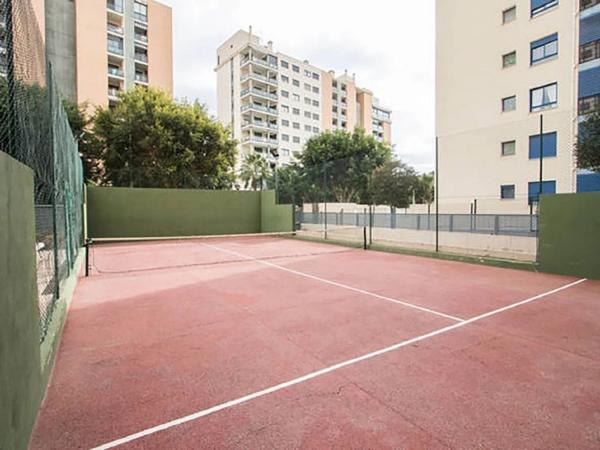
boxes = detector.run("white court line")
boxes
[201,242,465,322]
[90,278,587,450]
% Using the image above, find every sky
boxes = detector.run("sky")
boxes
[160,0,436,173]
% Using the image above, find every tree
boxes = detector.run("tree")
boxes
[92,87,237,188]
[301,129,391,203]
[240,152,270,190]
[414,172,435,205]
[577,112,600,172]
[370,159,418,209]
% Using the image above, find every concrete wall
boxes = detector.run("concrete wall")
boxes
[148,0,173,95]
[0,153,42,450]
[87,187,293,238]
[45,0,77,100]
[539,192,600,279]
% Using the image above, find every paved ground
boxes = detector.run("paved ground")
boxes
[30,237,600,449]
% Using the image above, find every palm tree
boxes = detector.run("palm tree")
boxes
[239,153,271,191]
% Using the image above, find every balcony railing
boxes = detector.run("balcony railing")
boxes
[241,56,278,69]
[579,94,600,115]
[581,0,600,11]
[108,87,120,98]
[580,39,600,64]
[107,0,123,14]
[135,53,148,63]
[135,73,149,83]
[134,12,148,23]
[134,33,148,43]
[373,109,391,121]
[242,120,278,130]
[107,23,123,35]
[241,104,278,115]
[241,87,278,101]
[240,73,278,85]
[243,135,279,145]
[108,66,124,77]
[107,44,124,56]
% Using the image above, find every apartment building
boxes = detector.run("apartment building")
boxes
[216,29,392,168]
[436,0,600,214]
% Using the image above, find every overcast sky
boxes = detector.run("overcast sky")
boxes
[160,0,436,173]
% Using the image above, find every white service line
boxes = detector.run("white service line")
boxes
[201,242,465,322]
[90,277,587,450]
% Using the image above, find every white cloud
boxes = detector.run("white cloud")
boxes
[161,0,435,172]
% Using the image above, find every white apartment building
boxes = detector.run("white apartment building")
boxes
[216,29,392,169]
[436,0,600,214]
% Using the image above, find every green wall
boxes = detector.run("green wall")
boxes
[88,187,293,238]
[0,152,43,450]
[261,190,294,233]
[539,192,600,279]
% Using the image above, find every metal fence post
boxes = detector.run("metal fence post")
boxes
[494,215,500,235]
[416,215,421,231]
[449,214,454,232]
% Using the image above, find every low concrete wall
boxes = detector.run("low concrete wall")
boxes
[301,224,536,261]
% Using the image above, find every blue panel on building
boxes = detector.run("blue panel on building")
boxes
[579,66,600,98]
[528,180,556,204]
[580,13,600,45]
[577,173,600,192]
[529,132,557,159]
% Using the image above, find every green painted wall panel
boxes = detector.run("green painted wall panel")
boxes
[0,152,43,450]
[261,191,294,233]
[87,187,262,238]
[539,192,600,279]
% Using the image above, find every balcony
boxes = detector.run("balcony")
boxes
[580,39,600,64]
[107,44,124,56]
[242,135,279,146]
[108,66,124,78]
[134,53,148,64]
[135,73,149,83]
[134,12,148,23]
[241,56,278,70]
[107,0,123,14]
[107,23,123,35]
[240,73,278,86]
[242,120,278,131]
[134,33,148,44]
[108,87,120,100]
[579,94,600,115]
[241,87,277,101]
[241,103,278,116]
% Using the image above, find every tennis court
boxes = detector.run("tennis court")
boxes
[30,235,600,449]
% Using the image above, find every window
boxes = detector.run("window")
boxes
[500,185,516,199]
[292,64,300,73]
[531,0,558,17]
[292,93,300,102]
[503,51,517,68]
[133,2,147,22]
[305,124,312,132]
[304,111,311,118]
[304,83,311,91]
[292,136,301,143]
[281,75,289,83]
[281,148,290,157]
[281,119,289,127]
[312,113,320,120]
[292,108,300,115]
[304,69,311,77]
[503,6,516,23]
[281,90,289,98]
[281,105,289,113]
[293,122,300,129]
[502,95,517,112]
[292,79,300,87]
[312,86,320,94]
[312,100,319,107]
[312,126,319,133]
[281,60,289,69]
[530,83,557,111]
[502,140,516,156]
[282,134,290,141]
[529,132,557,158]
[531,33,558,64]
[304,97,311,105]
[528,180,556,204]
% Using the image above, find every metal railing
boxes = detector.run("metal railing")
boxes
[241,103,278,115]
[241,87,277,101]
[134,12,147,23]
[107,44,124,55]
[108,66,124,77]
[241,73,278,85]
[580,39,600,64]
[579,94,600,115]
[107,0,123,13]
[300,211,538,237]
[134,33,148,43]
[107,23,123,35]
[135,53,148,63]
[581,0,600,11]
[135,73,148,83]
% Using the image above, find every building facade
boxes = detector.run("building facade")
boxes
[43,0,173,106]
[216,29,392,169]
[436,0,600,214]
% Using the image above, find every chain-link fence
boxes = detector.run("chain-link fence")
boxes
[274,155,540,262]
[1,0,84,341]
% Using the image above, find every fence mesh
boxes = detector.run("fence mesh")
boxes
[274,155,540,262]
[1,0,84,341]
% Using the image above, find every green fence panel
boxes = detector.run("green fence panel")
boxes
[261,190,294,233]
[539,192,600,279]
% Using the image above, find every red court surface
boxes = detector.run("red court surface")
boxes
[30,236,600,449]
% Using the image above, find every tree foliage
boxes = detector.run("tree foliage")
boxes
[92,87,237,188]
[301,129,391,202]
[414,172,435,205]
[239,152,271,190]
[577,112,600,172]
[371,159,418,208]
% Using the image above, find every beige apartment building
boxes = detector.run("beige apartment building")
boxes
[36,0,172,106]
[216,29,392,168]
[436,0,600,214]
